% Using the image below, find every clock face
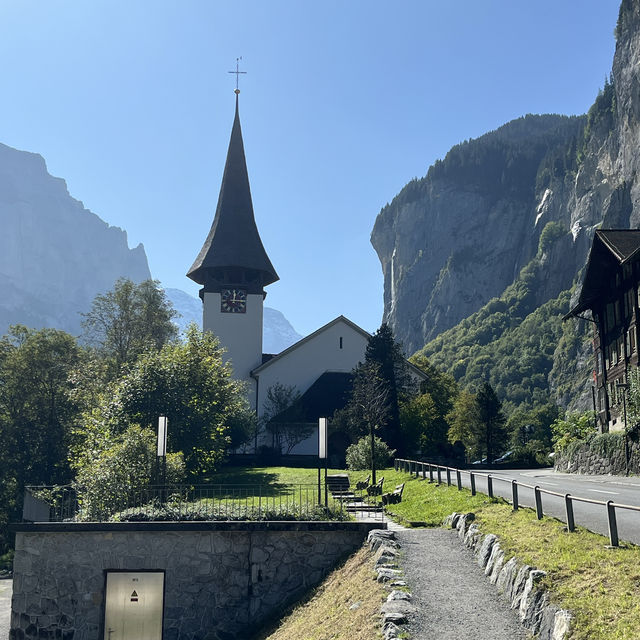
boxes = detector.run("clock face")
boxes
[221,288,247,313]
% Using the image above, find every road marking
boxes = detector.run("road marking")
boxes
[537,481,558,487]
[588,489,618,495]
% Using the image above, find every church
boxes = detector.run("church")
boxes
[187,88,425,454]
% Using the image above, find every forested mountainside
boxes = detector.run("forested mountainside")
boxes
[372,0,640,413]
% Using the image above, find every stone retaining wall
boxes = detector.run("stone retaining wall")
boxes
[10,521,382,640]
[554,434,640,475]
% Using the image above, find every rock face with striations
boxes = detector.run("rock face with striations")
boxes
[0,143,151,336]
[371,0,640,359]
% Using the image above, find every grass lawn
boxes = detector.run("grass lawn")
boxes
[215,464,640,640]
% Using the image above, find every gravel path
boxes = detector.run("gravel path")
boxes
[396,529,529,640]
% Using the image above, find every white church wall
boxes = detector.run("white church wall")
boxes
[254,318,368,418]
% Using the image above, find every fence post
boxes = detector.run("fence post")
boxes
[394,459,398,471]
[607,500,619,547]
[429,465,434,483]
[564,494,575,532]
[421,463,426,480]
[512,480,519,510]
[446,468,451,486]
[437,467,442,485]
[470,472,476,496]
[456,469,462,490]
[534,486,543,520]
[487,475,493,498]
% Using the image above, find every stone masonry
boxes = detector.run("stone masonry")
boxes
[10,521,381,640]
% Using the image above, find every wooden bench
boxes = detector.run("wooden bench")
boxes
[366,476,384,496]
[355,474,370,491]
[382,483,405,505]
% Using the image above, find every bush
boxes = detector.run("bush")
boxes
[345,436,396,471]
[551,411,597,451]
[75,424,185,521]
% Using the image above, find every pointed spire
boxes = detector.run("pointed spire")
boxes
[187,95,279,288]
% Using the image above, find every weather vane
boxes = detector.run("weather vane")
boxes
[228,57,246,94]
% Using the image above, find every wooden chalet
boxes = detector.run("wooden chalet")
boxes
[567,229,640,431]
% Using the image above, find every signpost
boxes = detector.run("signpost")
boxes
[318,417,328,507]
[157,416,168,500]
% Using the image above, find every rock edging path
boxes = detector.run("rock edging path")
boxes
[444,512,573,639]
[368,529,415,639]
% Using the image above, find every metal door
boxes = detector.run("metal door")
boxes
[104,572,164,640]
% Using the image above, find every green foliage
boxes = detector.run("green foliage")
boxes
[551,411,597,451]
[73,325,251,477]
[446,390,481,458]
[113,502,350,523]
[626,368,640,429]
[74,424,184,521]
[476,382,507,462]
[399,393,438,454]
[416,256,572,417]
[590,432,624,459]
[577,75,616,163]
[0,325,81,553]
[507,403,558,450]
[345,436,396,471]
[81,278,178,374]
[537,221,566,256]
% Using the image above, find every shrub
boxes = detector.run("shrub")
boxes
[551,411,597,451]
[345,436,396,471]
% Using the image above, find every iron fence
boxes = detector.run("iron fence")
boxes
[394,458,640,547]
[23,483,350,524]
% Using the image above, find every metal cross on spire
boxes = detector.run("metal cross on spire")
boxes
[228,57,247,94]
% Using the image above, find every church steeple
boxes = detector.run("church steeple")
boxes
[187,94,279,291]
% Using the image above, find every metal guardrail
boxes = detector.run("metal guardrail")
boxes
[23,483,349,523]
[394,458,640,547]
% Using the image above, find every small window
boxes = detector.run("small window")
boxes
[339,337,343,349]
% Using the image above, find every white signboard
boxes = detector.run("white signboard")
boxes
[319,417,328,459]
[157,416,167,457]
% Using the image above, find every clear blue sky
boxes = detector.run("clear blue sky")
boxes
[0,1,620,337]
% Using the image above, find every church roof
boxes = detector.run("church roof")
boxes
[187,95,279,287]
[566,229,640,319]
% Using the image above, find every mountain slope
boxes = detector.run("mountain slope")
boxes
[373,0,640,412]
[0,143,151,335]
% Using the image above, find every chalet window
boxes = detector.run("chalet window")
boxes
[615,300,622,324]
[605,344,610,369]
[598,387,606,411]
[632,329,637,353]
[606,303,615,333]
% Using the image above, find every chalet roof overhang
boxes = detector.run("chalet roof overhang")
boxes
[565,229,640,320]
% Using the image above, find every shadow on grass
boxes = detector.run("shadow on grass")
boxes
[198,467,292,497]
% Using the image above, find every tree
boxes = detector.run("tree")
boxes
[476,382,507,462]
[81,278,178,373]
[261,383,313,455]
[407,353,459,457]
[399,393,438,454]
[447,390,481,460]
[73,325,250,477]
[364,323,415,452]
[348,361,391,483]
[0,326,80,552]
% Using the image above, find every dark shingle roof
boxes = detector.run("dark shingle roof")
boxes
[566,229,640,318]
[597,229,640,262]
[187,95,279,287]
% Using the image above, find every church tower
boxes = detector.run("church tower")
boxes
[187,91,278,406]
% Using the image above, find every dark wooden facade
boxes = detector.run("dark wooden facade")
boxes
[567,230,640,431]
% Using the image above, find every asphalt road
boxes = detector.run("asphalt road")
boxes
[0,578,11,640]
[448,467,640,545]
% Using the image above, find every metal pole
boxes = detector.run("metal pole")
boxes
[437,467,442,485]
[429,465,434,483]
[564,494,575,532]
[446,468,451,486]
[487,475,493,498]
[607,500,619,547]
[318,467,321,504]
[470,472,476,496]
[534,486,543,519]
[512,480,518,510]
[324,465,328,508]
[456,469,462,490]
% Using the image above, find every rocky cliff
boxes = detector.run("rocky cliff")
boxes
[371,0,640,411]
[0,143,151,336]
